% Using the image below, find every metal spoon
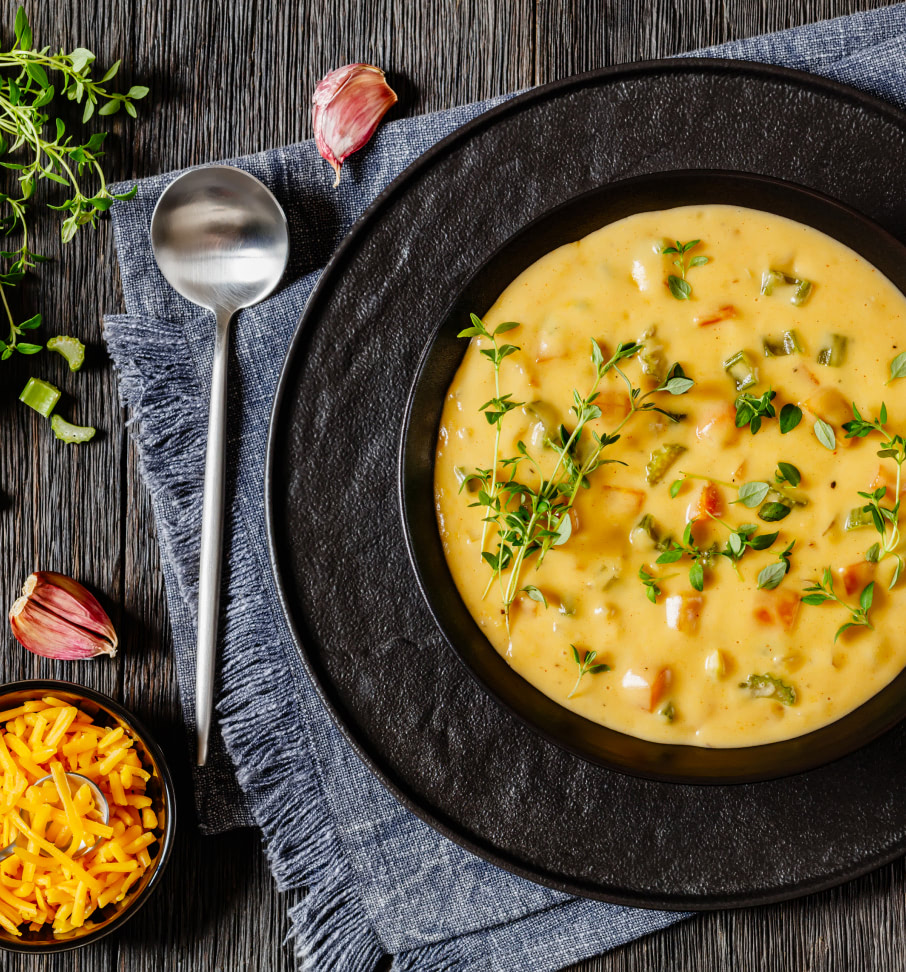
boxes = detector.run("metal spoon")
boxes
[0,772,110,861]
[150,166,289,766]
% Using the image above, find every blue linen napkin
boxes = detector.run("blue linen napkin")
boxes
[103,5,906,969]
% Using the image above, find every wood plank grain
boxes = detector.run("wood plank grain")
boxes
[0,1,903,971]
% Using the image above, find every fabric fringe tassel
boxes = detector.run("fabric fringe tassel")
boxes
[105,315,393,965]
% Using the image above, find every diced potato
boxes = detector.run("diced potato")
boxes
[621,666,672,711]
[704,649,727,679]
[753,589,801,633]
[834,561,876,597]
[803,387,851,428]
[695,403,740,447]
[665,593,703,634]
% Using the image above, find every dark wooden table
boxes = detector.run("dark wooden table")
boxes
[1,1,903,969]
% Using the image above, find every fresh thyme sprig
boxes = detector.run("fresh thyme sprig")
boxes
[718,522,778,563]
[655,521,714,592]
[735,387,776,434]
[756,542,794,590]
[802,569,874,642]
[0,6,144,360]
[662,239,708,300]
[567,645,610,699]
[638,566,662,603]
[457,313,522,560]
[842,401,905,585]
[464,334,694,627]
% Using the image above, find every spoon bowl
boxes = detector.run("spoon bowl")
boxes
[151,165,289,312]
[151,165,289,765]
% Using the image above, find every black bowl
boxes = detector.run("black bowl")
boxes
[0,680,176,953]
[399,169,906,784]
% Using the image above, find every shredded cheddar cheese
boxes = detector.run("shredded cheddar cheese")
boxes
[0,697,162,937]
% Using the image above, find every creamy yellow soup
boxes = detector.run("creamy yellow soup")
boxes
[435,204,906,747]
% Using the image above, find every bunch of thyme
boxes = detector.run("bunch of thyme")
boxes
[0,6,145,361]
[460,323,694,627]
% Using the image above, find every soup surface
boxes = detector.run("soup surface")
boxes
[434,204,906,747]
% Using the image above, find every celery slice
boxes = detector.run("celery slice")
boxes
[816,334,847,367]
[723,350,758,391]
[46,335,86,371]
[762,330,803,357]
[844,506,874,531]
[645,443,686,485]
[19,377,60,417]
[50,415,96,444]
[760,269,814,307]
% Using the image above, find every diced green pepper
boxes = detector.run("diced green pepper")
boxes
[658,701,676,723]
[739,673,796,706]
[844,506,875,531]
[645,443,686,485]
[46,335,86,371]
[723,350,758,391]
[19,377,60,417]
[50,415,96,444]
[762,330,803,357]
[816,333,847,367]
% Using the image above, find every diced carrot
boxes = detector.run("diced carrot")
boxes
[835,561,876,597]
[648,667,673,711]
[665,593,704,634]
[753,589,801,633]
[694,304,738,326]
[691,483,722,521]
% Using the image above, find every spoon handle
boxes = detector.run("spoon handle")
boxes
[195,307,233,766]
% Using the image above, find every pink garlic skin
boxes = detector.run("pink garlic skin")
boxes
[9,571,118,660]
[313,63,398,187]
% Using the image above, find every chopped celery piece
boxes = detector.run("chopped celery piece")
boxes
[722,350,758,391]
[760,270,785,296]
[792,279,813,306]
[50,415,96,444]
[762,330,803,357]
[766,487,808,508]
[816,333,847,367]
[637,326,666,382]
[19,377,60,417]
[46,335,86,371]
[760,269,814,307]
[631,514,672,551]
[645,443,686,485]
[453,467,480,493]
[739,673,796,706]
[844,506,875,531]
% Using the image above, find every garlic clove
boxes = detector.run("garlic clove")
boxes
[9,572,117,660]
[312,63,397,187]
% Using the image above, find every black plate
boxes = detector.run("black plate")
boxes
[400,169,906,784]
[266,59,906,909]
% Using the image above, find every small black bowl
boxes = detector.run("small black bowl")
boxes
[400,169,906,784]
[0,680,176,953]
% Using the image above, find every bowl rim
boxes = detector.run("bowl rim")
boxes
[0,678,177,953]
[398,167,906,785]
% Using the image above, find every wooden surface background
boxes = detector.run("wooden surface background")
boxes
[0,1,902,969]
